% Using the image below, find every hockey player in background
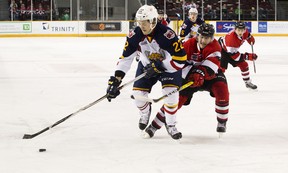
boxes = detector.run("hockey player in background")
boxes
[144,23,230,138]
[218,21,258,90]
[158,13,170,26]
[106,5,187,140]
[179,7,205,42]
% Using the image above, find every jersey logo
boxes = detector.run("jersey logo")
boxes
[164,30,175,39]
[145,52,164,61]
[191,53,203,62]
[181,23,187,29]
[127,29,135,38]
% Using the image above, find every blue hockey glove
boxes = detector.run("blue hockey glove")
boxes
[106,76,122,102]
[143,60,166,79]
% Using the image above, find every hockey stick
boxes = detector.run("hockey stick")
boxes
[23,73,146,139]
[130,81,193,103]
[251,44,256,73]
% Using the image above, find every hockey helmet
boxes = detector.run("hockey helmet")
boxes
[235,21,246,29]
[189,7,198,14]
[197,23,215,37]
[135,5,158,24]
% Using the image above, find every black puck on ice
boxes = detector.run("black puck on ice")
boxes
[39,148,46,152]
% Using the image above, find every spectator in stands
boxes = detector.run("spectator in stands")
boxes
[19,3,26,21]
[222,3,227,20]
[9,0,19,20]
[250,7,256,20]
[35,3,45,20]
[61,9,70,21]
[259,7,267,20]
[227,7,236,20]
[26,2,33,20]
[205,4,216,20]
[235,7,243,20]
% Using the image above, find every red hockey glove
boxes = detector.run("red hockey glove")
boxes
[247,35,255,45]
[242,52,258,61]
[188,69,205,88]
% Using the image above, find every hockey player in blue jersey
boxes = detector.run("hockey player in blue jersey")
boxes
[106,4,187,140]
[179,7,205,42]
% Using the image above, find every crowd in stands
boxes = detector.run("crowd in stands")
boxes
[154,0,275,21]
[8,0,276,21]
[9,0,51,20]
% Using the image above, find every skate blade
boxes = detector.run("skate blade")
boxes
[247,87,258,92]
[140,131,151,139]
[174,138,182,144]
[218,132,224,138]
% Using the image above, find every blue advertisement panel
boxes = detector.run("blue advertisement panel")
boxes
[216,22,252,33]
[258,22,267,33]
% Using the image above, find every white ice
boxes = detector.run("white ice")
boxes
[0,36,288,173]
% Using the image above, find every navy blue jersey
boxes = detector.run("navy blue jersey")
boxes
[179,17,205,39]
[116,23,187,74]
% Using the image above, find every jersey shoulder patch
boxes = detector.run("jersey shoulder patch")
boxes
[164,30,176,40]
[181,23,187,29]
[127,29,136,38]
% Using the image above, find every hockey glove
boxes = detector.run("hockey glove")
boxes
[242,52,258,61]
[143,60,166,79]
[247,35,255,45]
[188,69,205,88]
[106,76,122,102]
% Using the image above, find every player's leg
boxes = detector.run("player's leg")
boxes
[237,60,257,89]
[133,63,158,130]
[210,72,229,133]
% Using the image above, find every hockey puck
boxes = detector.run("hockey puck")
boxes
[39,149,46,152]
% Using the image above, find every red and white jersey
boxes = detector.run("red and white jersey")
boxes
[221,28,250,61]
[182,37,222,80]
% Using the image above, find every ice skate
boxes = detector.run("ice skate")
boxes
[165,125,182,140]
[217,122,226,133]
[217,122,226,138]
[138,106,151,130]
[142,124,157,138]
[245,81,257,90]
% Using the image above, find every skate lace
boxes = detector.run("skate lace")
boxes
[217,122,226,128]
[146,125,157,133]
[246,82,255,87]
[166,125,180,136]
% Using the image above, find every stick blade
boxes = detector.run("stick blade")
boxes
[23,134,34,139]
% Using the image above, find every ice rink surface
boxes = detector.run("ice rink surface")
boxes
[1,36,288,173]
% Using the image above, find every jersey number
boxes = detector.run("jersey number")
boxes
[123,41,129,51]
[173,40,184,52]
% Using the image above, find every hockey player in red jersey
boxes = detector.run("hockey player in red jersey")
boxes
[218,21,258,90]
[144,23,230,138]
[106,5,187,140]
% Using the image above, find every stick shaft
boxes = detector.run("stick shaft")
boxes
[251,44,256,73]
[23,73,146,139]
[131,81,193,103]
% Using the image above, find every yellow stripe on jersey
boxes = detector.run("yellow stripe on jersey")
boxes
[172,55,187,61]
[162,84,179,89]
[133,87,150,91]
[164,103,178,108]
